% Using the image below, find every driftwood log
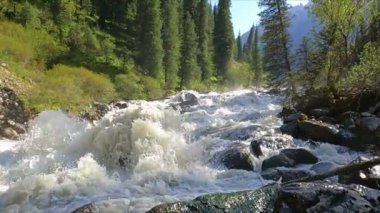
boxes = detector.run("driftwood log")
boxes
[284,158,380,185]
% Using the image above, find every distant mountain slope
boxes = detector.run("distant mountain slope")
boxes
[242,3,319,53]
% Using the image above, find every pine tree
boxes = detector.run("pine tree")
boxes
[214,0,234,80]
[252,25,263,86]
[259,0,292,79]
[243,25,255,61]
[180,12,200,88]
[236,32,243,61]
[197,0,214,82]
[162,0,181,90]
[136,0,163,79]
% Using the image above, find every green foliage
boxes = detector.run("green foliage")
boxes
[252,26,263,86]
[339,43,380,92]
[23,65,116,112]
[115,72,145,100]
[214,0,235,80]
[236,33,243,61]
[180,12,201,89]
[226,62,252,88]
[259,0,292,78]
[136,0,164,79]
[162,0,181,90]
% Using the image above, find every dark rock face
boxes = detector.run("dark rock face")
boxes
[262,148,318,171]
[0,87,31,139]
[276,182,375,212]
[298,120,339,143]
[280,121,298,136]
[211,144,254,171]
[170,92,200,112]
[250,140,263,157]
[148,184,279,213]
[261,168,311,182]
[283,112,307,123]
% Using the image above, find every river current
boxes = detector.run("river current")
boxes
[0,89,366,212]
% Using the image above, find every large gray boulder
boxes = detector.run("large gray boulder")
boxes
[211,144,254,171]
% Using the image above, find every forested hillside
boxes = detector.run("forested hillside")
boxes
[0,0,258,113]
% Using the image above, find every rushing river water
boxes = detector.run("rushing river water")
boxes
[0,89,368,212]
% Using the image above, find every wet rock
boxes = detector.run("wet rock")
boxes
[283,112,307,123]
[362,112,375,117]
[250,140,263,157]
[71,203,95,213]
[359,117,380,132]
[336,129,365,151]
[342,117,356,129]
[298,120,339,143]
[250,134,295,153]
[148,184,279,213]
[114,101,128,109]
[81,102,110,121]
[280,121,298,136]
[2,127,18,140]
[318,116,337,124]
[276,182,375,212]
[339,111,360,123]
[310,161,339,174]
[339,157,380,190]
[262,148,318,171]
[261,168,311,182]
[212,144,254,171]
[309,108,331,118]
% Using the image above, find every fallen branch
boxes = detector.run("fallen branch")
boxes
[284,158,380,185]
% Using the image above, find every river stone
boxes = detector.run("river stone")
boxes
[212,144,254,171]
[261,168,311,182]
[309,108,331,118]
[280,121,298,136]
[148,184,280,213]
[298,119,339,143]
[310,161,339,174]
[359,117,380,132]
[250,140,263,157]
[262,148,318,171]
[283,112,307,123]
[276,182,375,212]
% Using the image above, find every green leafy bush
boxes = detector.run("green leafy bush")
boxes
[115,72,145,100]
[23,65,116,112]
[339,43,380,92]
[226,61,253,88]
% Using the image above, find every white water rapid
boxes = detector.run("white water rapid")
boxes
[0,89,370,212]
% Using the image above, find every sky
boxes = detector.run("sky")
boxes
[210,0,309,37]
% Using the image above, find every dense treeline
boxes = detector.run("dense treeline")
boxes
[258,0,380,96]
[0,0,262,112]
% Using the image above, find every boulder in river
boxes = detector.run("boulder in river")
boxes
[310,161,339,174]
[283,112,307,123]
[309,108,331,118]
[211,144,254,171]
[298,119,339,143]
[262,148,318,171]
[148,184,279,213]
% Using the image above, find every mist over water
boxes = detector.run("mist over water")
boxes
[0,89,365,212]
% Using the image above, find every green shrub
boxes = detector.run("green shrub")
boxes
[140,76,164,100]
[226,61,253,88]
[115,72,145,100]
[339,42,380,92]
[23,65,116,112]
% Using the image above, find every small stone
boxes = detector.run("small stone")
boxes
[2,127,18,140]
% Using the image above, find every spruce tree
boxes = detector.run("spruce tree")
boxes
[214,0,234,80]
[180,12,200,88]
[259,0,292,79]
[252,26,263,86]
[162,0,181,90]
[243,26,254,62]
[197,0,214,82]
[136,0,164,79]
[236,32,243,61]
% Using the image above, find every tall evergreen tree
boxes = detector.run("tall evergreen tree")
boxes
[259,0,292,79]
[180,12,200,88]
[252,25,263,86]
[198,0,214,81]
[162,0,181,90]
[136,0,163,79]
[236,32,243,61]
[243,25,255,61]
[214,0,234,80]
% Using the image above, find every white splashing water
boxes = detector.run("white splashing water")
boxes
[0,89,367,212]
